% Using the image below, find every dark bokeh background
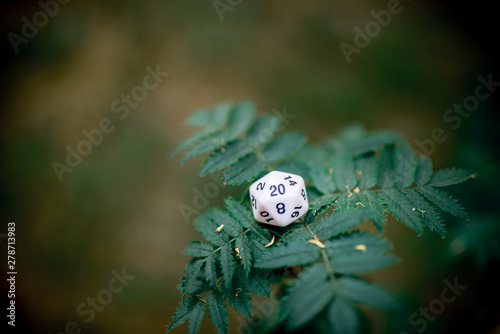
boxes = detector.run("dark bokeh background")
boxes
[1,1,499,333]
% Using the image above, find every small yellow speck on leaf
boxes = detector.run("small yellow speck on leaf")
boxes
[265,235,275,248]
[354,244,367,252]
[308,239,325,248]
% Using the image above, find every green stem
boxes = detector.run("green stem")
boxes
[324,184,425,196]
[210,225,271,259]
[302,222,338,290]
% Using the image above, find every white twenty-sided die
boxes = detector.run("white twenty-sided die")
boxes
[249,171,309,227]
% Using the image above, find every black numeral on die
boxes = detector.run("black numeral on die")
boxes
[284,175,297,186]
[291,206,302,218]
[260,211,273,223]
[270,184,285,196]
[276,203,285,214]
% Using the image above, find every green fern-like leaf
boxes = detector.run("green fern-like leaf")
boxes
[393,143,416,189]
[337,276,395,308]
[204,253,218,287]
[309,165,336,195]
[275,159,311,177]
[328,298,361,334]
[184,241,214,258]
[332,155,357,190]
[314,207,377,240]
[235,234,252,276]
[261,132,306,162]
[255,241,322,269]
[356,190,386,232]
[415,156,433,186]
[168,297,206,333]
[285,265,336,330]
[428,168,475,187]
[223,197,254,229]
[244,268,271,297]
[181,101,256,164]
[207,291,229,334]
[419,186,468,218]
[377,146,395,188]
[185,278,211,296]
[380,188,424,234]
[222,154,267,185]
[355,153,378,189]
[170,101,475,334]
[200,115,281,176]
[208,208,243,237]
[344,132,402,157]
[225,286,253,318]
[404,189,446,236]
[187,300,206,334]
[304,193,338,224]
[219,244,234,290]
[325,232,398,274]
[194,212,229,247]
[170,103,232,158]
[200,139,252,176]
[179,260,205,294]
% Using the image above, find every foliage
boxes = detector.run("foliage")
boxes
[168,101,474,334]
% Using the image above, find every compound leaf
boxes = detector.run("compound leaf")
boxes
[337,276,395,308]
[328,298,361,334]
[184,241,214,258]
[380,188,423,235]
[244,268,271,297]
[414,156,433,186]
[309,165,336,194]
[355,153,377,190]
[235,234,252,277]
[377,146,395,188]
[262,132,306,162]
[325,233,398,274]
[429,168,475,187]
[223,154,267,186]
[393,143,416,189]
[419,186,468,218]
[205,253,218,287]
[208,291,229,334]
[208,208,243,237]
[194,212,229,247]
[344,132,402,157]
[168,297,206,332]
[180,260,205,295]
[220,244,234,290]
[200,139,252,176]
[314,208,377,240]
[188,300,206,334]
[356,190,386,232]
[224,197,254,229]
[255,241,321,269]
[333,156,357,190]
[282,264,335,330]
[404,189,446,236]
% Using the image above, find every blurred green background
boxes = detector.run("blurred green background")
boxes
[1,0,499,333]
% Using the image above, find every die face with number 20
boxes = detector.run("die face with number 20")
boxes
[249,171,309,227]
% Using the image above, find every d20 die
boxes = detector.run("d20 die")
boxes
[249,171,308,227]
